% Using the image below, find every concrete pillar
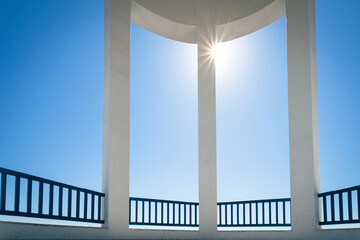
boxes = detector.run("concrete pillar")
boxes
[197,26,218,236]
[286,0,320,237]
[103,0,131,235]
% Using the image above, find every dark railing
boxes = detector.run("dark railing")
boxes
[217,198,291,227]
[0,167,104,224]
[129,197,199,227]
[319,185,360,225]
[3,167,360,228]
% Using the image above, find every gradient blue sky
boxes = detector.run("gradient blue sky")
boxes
[0,0,359,205]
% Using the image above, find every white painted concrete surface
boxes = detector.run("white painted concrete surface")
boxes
[286,0,321,237]
[1,0,359,239]
[197,25,218,237]
[131,0,286,43]
[102,0,131,236]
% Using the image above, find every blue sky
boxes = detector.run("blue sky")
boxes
[0,0,359,207]
[215,16,289,201]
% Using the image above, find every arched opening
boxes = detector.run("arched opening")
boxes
[216,16,291,230]
[129,22,198,230]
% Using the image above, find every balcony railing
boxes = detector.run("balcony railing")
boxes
[319,185,360,225]
[217,198,291,227]
[0,167,104,224]
[128,197,291,228]
[1,167,360,228]
[129,197,199,227]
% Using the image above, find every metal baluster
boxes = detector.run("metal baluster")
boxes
[27,179,32,213]
[155,201,157,223]
[249,203,252,225]
[225,204,228,225]
[237,204,239,225]
[331,194,335,222]
[135,200,138,223]
[262,202,265,224]
[275,201,279,225]
[339,193,343,222]
[14,176,20,212]
[269,202,272,225]
[91,194,95,220]
[98,195,102,221]
[167,202,169,224]
[195,204,197,226]
[59,187,63,217]
[76,190,80,219]
[161,202,163,224]
[142,200,145,223]
[178,203,180,224]
[84,192,88,219]
[38,182,43,215]
[231,204,233,225]
[219,204,222,225]
[348,191,353,221]
[184,204,187,225]
[0,173,6,211]
[358,189,360,222]
[243,204,245,225]
[173,203,175,225]
[68,189,72,218]
[149,201,151,223]
[256,203,258,225]
[189,204,192,225]
[49,184,53,216]
[323,196,328,222]
[283,201,286,224]
[129,199,132,223]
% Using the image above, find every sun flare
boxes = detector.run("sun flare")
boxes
[211,43,231,66]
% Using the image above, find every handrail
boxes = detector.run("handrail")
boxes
[0,167,104,224]
[130,197,198,205]
[0,167,103,196]
[218,197,291,205]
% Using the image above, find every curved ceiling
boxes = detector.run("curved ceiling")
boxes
[131,0,286,43]
[134,0,276,26]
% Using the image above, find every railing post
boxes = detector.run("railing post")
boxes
[103,0,131,236]
[286,0,320,236]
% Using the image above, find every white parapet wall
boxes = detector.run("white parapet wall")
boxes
[1,220,360,240]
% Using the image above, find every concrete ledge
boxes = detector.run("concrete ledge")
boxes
[1,221,360,240]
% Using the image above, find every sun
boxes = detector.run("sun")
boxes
[210,42,231,66]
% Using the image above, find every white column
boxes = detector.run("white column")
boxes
[286,0,320,236]
[103,0,131,235]
[197,26,218,236]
